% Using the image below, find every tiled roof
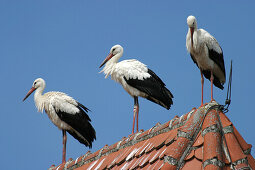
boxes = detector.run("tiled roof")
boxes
[50,101,255,170]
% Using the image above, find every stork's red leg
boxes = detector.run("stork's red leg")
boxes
[135,97,139,133]
[210,70,215,102]
[200,69,204,106]
[132,109,135,134]
[132,97,139,134]
[62,130,67,164]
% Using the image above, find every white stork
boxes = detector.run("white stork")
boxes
[186,15,226,106]
[23,78,96,164]
[99,44,173,134]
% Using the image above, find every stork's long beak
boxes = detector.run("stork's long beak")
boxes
[190,27,194,47]
[99,53,114,68]
[23,87,36,101]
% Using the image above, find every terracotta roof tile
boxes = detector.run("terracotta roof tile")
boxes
[131,156,145,169]
[147,149,158,163]
[135,140,149,157]
[247,154,255,168]
[204,164,220,170]
[219,112,232,127]
[149,150,161,163]
[203,128,223,161]
[165,128,177,145]
[233,125,252,152]
[165,137,190,160]
[107,149,124,168]
[185,149,195,161]
[224,132,246,162]
[144,142,154,153]
[159,145,168,159]
[51,102,255,170]
[153,133,169,149]
[161,162,176,170]
[93,157,106,169]
[151,159,164,169]
[202,109,219,130]
[83,149,100,162]
[182,158,202,170]
[139,152,152,167]
[115,145,134,166]
[194,146,203,160]
[153,120,170,132]
[193,132,204,147]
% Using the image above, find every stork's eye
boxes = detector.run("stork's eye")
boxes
[112,48,115,52]
[34,82,37,85]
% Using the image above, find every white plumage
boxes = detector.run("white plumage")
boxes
[101,58,151,97]
[23,78,96,163]
[186,15,226,105]
[36,91,79,129]
[100,45,173,133]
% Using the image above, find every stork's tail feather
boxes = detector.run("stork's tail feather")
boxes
[67,108,96,148]
[77,102,91,112]
[161,86,174,109]
[164,87,174,109]
[67,124,96,148]
[147,87,173,110]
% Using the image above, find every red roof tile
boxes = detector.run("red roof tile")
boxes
[195,146,203,160]
[49,101,255,170]
[182,158,202,170]
[193,132,203,147]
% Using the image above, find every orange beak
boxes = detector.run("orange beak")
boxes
[99,53,114,68]
[23,87,36,101]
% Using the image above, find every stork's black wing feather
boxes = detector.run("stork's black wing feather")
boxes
[207,45,226,78]
[124,69,173,110]
[54,104,96,148]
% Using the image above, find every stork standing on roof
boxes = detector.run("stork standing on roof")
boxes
[23,78,96,164]
[186,15,226,106]
[99,44,173,134]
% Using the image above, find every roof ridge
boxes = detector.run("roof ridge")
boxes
[66,105,198,169]
[49,101,255,170]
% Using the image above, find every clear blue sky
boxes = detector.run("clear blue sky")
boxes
[1,1,254,169]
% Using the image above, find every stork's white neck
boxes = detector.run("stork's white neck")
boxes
[101,52,122,78]
[34,86,45,113]
[187,27,199,52]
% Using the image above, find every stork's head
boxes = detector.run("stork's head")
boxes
[23,78,46,101]
[32,78,45,89]
[187,15,197,28]
[99,44,123,68]
[187,15,197,47]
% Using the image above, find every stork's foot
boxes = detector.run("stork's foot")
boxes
[199,102,206,108]
[210,99,216,103]
[199,102,210,108]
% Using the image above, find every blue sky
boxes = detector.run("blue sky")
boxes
[1,1,254,169]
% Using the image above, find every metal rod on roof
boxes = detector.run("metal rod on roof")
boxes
[225,60,233,111]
